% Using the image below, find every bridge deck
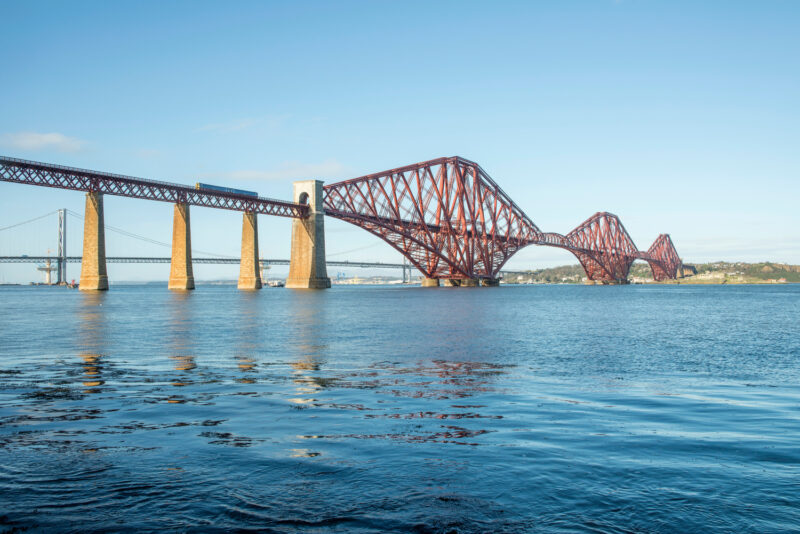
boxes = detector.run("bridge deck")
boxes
[0,256,406,269]
[0,156,307,218]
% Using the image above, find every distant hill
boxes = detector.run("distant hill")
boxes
[502,262,800,284]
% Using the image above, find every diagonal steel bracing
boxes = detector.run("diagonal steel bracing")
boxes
[323,157,541,280]
[323,157,682,283]
[0,156,308,218]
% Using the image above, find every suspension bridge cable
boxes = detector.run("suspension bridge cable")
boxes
[66,210,171,247]
[3,210,385,260]
[0,211,59,232]
[327,241,384,257]
[65,209,236,258]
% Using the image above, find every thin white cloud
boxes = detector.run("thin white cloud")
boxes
[205,160,347,182]
[198,118,260,133]
[1,132,87,152]
[135,148,163,159]
[197,114,291,134]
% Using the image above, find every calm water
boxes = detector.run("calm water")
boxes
[1,283,798,532]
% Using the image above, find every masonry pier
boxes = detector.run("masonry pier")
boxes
[286,180,331,289]
[442,278,479,287]
[422,277,498,287]
[79,192,109,291]
[238,212,262,290]
[168,203,195,290]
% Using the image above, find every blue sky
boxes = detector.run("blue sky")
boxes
[1,1,798,283]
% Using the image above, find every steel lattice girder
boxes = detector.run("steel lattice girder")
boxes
[563,212,640,283]
[323,157,683,283]
[323,157,542,279]
[0,157,307,218]
[646,234,682,281]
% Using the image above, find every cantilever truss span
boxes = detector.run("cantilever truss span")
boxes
[323,157,682,283]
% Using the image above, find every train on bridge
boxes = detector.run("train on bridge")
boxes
[195,182,258,198]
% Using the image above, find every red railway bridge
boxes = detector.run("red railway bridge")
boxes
[323,157,681,285]
[0,155,682,289]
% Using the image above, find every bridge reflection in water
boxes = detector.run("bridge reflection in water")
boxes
[78,292,107,395]
[167,291,196,397]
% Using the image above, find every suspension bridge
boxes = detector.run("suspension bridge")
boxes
[0,155,683,290]
[0,208,414,284]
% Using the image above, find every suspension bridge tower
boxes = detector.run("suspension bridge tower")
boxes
[56,209,67,285]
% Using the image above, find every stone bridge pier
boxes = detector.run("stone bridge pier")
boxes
[79,192,109,291]
[286,180,331,289]
[78,196,267,291]
[168,202,194,290]
[238,212,262,290]
[420,277,499,287]
[75,180,333,291]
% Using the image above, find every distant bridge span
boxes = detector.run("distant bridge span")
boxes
[0,256,405,269]
[1,155,682,288]
[0,256,524,282]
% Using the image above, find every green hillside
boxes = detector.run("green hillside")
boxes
[502,262,800,284]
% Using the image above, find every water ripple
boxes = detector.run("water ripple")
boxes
[0,284,798,532]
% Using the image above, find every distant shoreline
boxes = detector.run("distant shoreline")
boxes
[503,261,800,285]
